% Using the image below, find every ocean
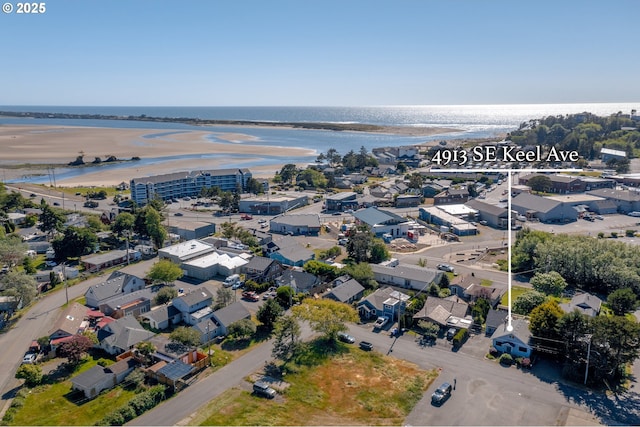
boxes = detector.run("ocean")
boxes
[1,103,637,183]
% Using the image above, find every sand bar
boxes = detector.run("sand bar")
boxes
[0,123,459,187]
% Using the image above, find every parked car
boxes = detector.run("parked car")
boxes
[359,341,373,351]
[431,382,452,405]
[22,353,37,364]
[595,215,604,220]
[446,327,457,341]
[437,264,455,273]
[45,260,57,268]
[373,316,389,329]
[337,332,355,344]
[231,282,244,290]
[253,381,276,399]
[628,211,640,217]
[174,212,183,216]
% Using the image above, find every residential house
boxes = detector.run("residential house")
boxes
[412,296,470,328]
[243,256,285,283]
[71,357,137,399]
[463,284,504,308]
[491,318,532,358]
[84,272,146,308]
[357,287,410,321]
[559,293,602,317]
[269,237,315,267]
[434,188,470,205]
[277,270,325,295]
[270,214,321,236]
[81,250,142,273]
[96,316,155,356]
[140,305,182,331]
[485,309,509,336]
[395,195,421,208]
[172,288,214,325]
[49,303,89,350]
[181,251,249,280]
[193,301,252,343]
[323,278,365,304]
[370,263,442,292]
[99,288,155,319]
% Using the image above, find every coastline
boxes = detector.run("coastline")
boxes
[0,123,460,187]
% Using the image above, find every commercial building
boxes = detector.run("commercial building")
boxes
[465,199,510,229]
[418,206,478,236]
[325,192,358,211]
[130,168,252,206]
[269,214,321,235]
[511,193,578,223]
[353,207,410,238]
[238,194,308,215]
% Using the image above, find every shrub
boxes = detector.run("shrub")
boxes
[611,232,618,238]
[499,353,514,365]
[626,229,636,237]
[96,358,111,367]
[452,328,469,348]
[597,232,605,239]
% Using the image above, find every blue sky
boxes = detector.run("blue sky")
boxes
[1,0,639,106]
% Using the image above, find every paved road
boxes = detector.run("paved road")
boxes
[129,322,314,426]
[0,259,158,407]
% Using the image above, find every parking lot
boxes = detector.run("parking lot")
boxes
[526,213,640,236]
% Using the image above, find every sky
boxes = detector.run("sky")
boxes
[1,0,639,106]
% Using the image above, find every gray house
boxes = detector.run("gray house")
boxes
[277,270,324,295]
[357,287,409,321]
[485,309,509,336]
[140,305,182,330]
[84,272,146,309]
[192,301,251,343]
[323,278,365,304]
[559,293,602,317]
[96,316,155,355]
[172,288,214,325]
[71,357,137,399]
[370,264,442,292]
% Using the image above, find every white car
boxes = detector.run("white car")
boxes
[373,316,389,329]
[22,353,37,364]
[437,264,455,273]
[629,212,640,217]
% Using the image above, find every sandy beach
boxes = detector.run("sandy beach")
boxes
[0,123,458,187]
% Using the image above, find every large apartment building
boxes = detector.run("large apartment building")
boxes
[130,168,252,205]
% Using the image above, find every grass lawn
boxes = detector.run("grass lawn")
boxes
[501,285,530,306]
[8,359,137,426]
[480,279,493,287]
[193,342,438,426]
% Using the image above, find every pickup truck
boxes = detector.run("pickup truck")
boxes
[373,316,389,329]
[240,214,253,220]
[241,291,259,302]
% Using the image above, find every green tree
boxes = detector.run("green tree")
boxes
[246,178,264,195]
[471,298,491,325]
[278,164,298,183]
[135,341,157,366]
[341,262,376,289]
[272,315,302,363]
[396,161,408,173]
[0,270,37,306]
[228,318,257,339]
[154,286,178,305]
[22,256,37,274]
[275,285,294,309]
[0,235,27,267]
[591,315,640,382]
[530,271,567,297]
[214,287,234,310]
[513,290,547,315]
[303,260,339,281]
[58,335,93,365]
[169,326,201,347]
[292,298,358,341]
[527,175,552,193]
[607,288,638,316]
[145,206,167,249]
[417,320,439,341]
[37,204,65,238]
[529,300,564,339]
[52,226,98,260]
[219,222,238,239]
[257,297,285,329]
[296,168,327,189]
[112,212,135,237]
[146,259,184,285]
[15,364,43,387]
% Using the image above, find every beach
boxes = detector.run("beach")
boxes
[0,123,459,187]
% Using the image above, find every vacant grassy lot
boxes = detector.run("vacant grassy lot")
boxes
[501,285,530,306]
[194,343,438,426]
[8,359,137,426]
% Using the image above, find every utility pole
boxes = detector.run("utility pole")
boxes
[584,334,593,385]
[63,263,68,306]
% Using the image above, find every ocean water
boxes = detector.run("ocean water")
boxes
[2,103,637,183]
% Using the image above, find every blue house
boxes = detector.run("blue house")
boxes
[357,287,409,321]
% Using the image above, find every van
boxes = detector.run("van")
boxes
[223,274,241,287]
[253,381,276,398]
